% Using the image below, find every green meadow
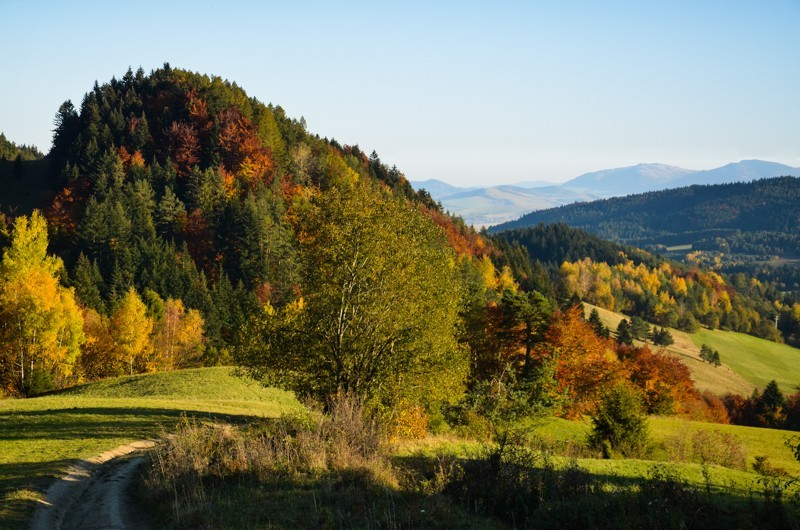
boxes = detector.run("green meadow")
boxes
[0,367,302,528]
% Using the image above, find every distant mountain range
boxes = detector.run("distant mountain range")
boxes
[412,160,800,227]
[488,176,800,259]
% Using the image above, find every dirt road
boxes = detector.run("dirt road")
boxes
[30,440,156,530]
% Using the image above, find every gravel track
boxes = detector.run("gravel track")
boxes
[30,440,157,530]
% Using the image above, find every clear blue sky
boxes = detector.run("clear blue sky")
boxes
[1,1,798,186]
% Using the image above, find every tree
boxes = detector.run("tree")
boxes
[534,305,624,418]
[153,298,205,369]
[757,379,786,427]
[110,287,153,375]
[651,327,674,346]
[238,181,467,415]
[587,308,610,338]
[616,319,634,345]
[588,383,649,458]
[0,211,84,395]
[629,316,650,341]
[498,289,552,372]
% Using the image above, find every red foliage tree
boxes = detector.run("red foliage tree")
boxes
[534,305,624,418]
[216,108,274,189]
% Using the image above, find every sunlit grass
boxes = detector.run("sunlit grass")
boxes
[0,367,302,529]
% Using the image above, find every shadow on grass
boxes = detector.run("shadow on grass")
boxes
[400,453,798,530]
[0,407,259,441]
[0,457,76,530]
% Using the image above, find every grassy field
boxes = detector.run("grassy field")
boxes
[5,365,800,528]
[584,303,800,396]
[0,367,302,528]
[690,328,800,394]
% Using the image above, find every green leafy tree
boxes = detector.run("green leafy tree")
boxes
[238,182,467,415]
[616,319,634,345]
[588,383,650,458]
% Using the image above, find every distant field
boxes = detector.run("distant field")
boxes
[0,367,302,529]
[586,300,800,396]
[665,244,692,251]
[690,328,800,394]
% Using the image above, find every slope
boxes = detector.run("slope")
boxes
[491,176,800,250]
[584,303,800,396]
[0,367,302,528]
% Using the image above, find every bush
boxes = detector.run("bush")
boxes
[588,383,650,458]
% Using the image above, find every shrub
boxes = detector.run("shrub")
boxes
[588,383,649,458]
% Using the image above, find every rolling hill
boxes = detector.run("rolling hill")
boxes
[413,160,800,228]
[490,176,800,251]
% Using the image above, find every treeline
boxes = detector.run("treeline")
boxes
[490,178,800,299]
[492,177,800,239]
[492,223,791,343]
[0,132,43,161]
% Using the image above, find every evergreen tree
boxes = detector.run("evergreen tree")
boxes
[588,383,650,458]
[72,253,106,313]
[588,308,610,338]
[616,319,634,345]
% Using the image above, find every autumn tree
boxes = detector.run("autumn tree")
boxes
[237,181,466,416]
[110,287,154,375]
[152,298,205,370]
[534,305,624,417]
[0,211,84,395]
[78,307,116,380]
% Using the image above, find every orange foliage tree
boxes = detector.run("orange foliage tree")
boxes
[534,305,624,418]
[217,108,274,189]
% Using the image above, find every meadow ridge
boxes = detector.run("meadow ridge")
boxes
[4,368,800,528]
[0,367,302,529]
[583,303,800,396]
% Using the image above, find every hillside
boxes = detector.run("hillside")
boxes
[0,66,491,398]
[490,223,792,345]
[583,303,800,397]
[0,367,302,528]
[412,161,800,228]
[491,176,800,250]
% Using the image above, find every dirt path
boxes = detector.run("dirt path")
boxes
[30,440,157,530]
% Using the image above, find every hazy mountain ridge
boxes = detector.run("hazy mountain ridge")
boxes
[488,176,800,256]
[413,160,800,227]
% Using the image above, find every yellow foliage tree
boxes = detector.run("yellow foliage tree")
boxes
[0,211,84,395]
[110,288,154,375]
[153,298,205,370]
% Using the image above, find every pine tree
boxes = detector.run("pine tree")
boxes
[616,319,634,345]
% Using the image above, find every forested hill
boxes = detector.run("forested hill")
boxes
[0,132,44,161]
[490,177,800,249]
[0,65,487,372]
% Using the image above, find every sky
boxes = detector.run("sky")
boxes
[1,1,798,186]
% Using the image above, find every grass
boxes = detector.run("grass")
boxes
[0,367,302,529]
[584,303,800,396]
[690,328,800,394]
[6,364,800,528]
